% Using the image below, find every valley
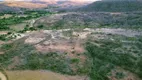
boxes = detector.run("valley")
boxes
[0,0,142,80]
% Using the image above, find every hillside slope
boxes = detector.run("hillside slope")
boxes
[0,4,21,13]
[78,1,142,12]
[3,1,47,9]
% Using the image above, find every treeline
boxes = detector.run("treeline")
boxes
[0,10,53,31]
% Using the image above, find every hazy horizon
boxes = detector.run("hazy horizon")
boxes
[0,0,100,2]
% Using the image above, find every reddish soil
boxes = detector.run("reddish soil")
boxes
[35,41,85,54]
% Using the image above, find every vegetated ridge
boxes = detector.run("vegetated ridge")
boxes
[77,0,142,12]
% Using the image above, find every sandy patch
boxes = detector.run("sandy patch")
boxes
[0,14,12,19]
[0,72,7,80]
[0,41,5,45]
[0,52,4,55]
[25,32,46,44]
[25,37,45,44]
[84,28,142,37]
[95,28,142,37]
[35,42,84,54]
[0,31,8,35]
[73,31,91,39]
[7,70,88,80]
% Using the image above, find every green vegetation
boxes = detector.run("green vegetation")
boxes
[0,33,13,41]
[0,39,89,75]
[78,1,142,12]
[37,25,44,29]
[42,12,142,29]
[0,10,54,41]
[0,1,142,79]
[0,32,22,41]
[70,58,80,64]
[18,24,46,33]
[85,35,142,80]
[22,52,75,74]
[115,72,125,79]
[0,34,7,41]
[0,26,9,31]
[18,26,37,33]
[0,10,53,31]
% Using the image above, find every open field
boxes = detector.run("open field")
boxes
[7,70,87,80]
[9,23,27,31]
[0,14,12,19]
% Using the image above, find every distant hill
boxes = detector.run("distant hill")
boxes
[55,1,89,8]
[0,1,48,13]
[2,1,47,9]
[78,0,142,12]
[0,0,89,10]
[0,4,21,13]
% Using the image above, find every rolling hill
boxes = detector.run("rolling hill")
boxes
[0,4,21,13]
[78,0,142,12]
[0,0,90,10]
[2,1,47,9]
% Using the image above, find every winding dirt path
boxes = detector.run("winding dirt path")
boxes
[0,72,7,80]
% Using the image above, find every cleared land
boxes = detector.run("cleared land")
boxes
[0,8,142,80]
[7,70,87,80]
[0,27,142,80]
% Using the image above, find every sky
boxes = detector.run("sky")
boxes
[0,0,100,2]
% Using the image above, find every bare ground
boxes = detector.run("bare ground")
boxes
[0,72,7,80]
[108,67,141,80]
[7,70,89,80]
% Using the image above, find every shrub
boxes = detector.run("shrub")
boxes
[70,58,80,64]
[37,25,44,29]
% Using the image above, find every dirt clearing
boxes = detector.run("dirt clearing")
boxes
[0,72,7,80]
[7,70,88,80]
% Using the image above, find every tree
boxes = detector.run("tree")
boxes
[37,25,44,29]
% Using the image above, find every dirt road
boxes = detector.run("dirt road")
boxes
[0,72,7,80]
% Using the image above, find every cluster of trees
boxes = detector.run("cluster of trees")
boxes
[85,36,142,80]
[0,10,52,31]
[0,32,19,41]
[0,26,9,30]
[0,34,7,41]
[18,24,44,33]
